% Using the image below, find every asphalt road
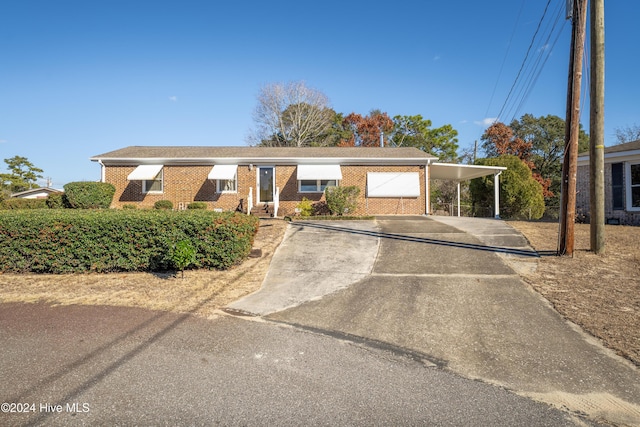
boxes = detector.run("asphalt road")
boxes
[0,302,596,426]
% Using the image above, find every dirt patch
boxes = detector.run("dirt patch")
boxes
[0,219,288,319]
[508,221,640,366]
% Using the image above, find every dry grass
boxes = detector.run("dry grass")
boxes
[0,219,288,319]
[509,221,640,366]
[2,216,638,367]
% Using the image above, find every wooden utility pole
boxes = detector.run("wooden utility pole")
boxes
[590,0,605,253]
[558,0,588,256]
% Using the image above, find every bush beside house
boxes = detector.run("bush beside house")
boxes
[64,182,116,209]
[471,155,545,220]
[325,186,360,216]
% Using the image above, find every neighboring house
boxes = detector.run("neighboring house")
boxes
[11,187,63,199]
[90,146,505,217]
[577,139,640,225]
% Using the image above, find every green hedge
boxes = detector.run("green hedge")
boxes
[154,200,173,210]
[46,193,66,209]
[0,210,259,273]
[64,182,115,209]
[1,199,48,210]
[187,202,208,210]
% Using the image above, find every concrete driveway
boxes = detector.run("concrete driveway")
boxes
[234,216,640,426]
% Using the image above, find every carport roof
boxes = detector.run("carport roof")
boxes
[430,163,506,181]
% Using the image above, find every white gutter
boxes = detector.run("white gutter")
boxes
[90,156,437,166]
[98,160,105,183]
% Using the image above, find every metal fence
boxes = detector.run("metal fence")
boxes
[431,202,562,221]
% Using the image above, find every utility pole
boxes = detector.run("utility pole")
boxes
[590,0,605,253]
[558,0,588,256]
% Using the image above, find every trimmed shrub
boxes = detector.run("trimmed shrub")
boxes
[311,201,330,216]
[325,186,360,216]
[1,199,48,210]
[170,239,197,278]
[296,198,314,217]
[64,182,115,209]
[187,202,208,210]
[154,200,173,210]
[0,210,259,273]
[46,193,65,209]
[122,204,138,210]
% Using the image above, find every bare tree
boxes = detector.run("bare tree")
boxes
[614,123,640,145]
[249,81,334,147]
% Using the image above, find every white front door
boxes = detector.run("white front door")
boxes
[257,166,274,204]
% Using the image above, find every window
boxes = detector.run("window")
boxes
[629,163,640,209]
[217,177,237,193]
[143,169,163,193]
[611,163,624,210]
[299,180,338,193]
[208,165,238,193]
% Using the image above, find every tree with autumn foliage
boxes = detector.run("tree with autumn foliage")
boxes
[481,121,552,198]
[509,114,588,203]
[339,110,394,147]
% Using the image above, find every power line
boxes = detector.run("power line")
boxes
[484,0,526,119]
[508,2,567,121]
[495,0,571,123]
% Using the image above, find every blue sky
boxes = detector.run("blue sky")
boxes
[1,0,638,187]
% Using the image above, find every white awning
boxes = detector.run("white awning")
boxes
[127,165,163,180]
[297,164,342,180]
[208,164,238,180]
[367,172,420,197]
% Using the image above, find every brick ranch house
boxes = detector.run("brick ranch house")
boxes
[577,139,640,225]
[90,146,505,217]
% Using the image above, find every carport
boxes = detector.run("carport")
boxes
[429,163,507,218]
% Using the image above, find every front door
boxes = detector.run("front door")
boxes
[258,167,274,203]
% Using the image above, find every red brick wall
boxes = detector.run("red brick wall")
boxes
[105,163,427,215]
[107,165,245,211]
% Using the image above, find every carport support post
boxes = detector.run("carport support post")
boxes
[456,181,461,217]
[494,172,501,219]
[425,162,430,215]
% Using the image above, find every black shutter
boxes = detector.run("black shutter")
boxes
[611,163,624,210]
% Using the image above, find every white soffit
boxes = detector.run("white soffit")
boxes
[297,164,343,180]
[367,172,420,198]
[127,164,163,180]
[208,164,238,180]
[430,163,507,181]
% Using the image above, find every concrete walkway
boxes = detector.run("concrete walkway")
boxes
[235,216,640,426]
[228,220,380,316]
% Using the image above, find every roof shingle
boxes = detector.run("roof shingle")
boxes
[91,146,437,162]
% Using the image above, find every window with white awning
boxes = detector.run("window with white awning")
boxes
[127,164,163,181]
[296,164,342,180]
[208,164,238,180]
[297,164,342,193]
[127,165,164,193]
[208,164,238,193]
[367,172,420,197]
